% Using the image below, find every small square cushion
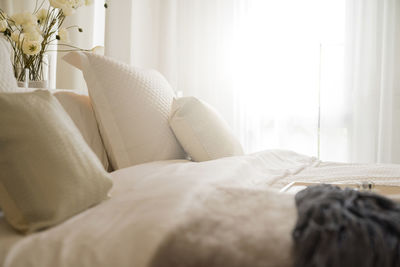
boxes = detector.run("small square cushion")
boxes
[169,97,244,162]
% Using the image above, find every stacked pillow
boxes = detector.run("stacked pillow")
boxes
[64,52,244,164]
[1,32,244,234]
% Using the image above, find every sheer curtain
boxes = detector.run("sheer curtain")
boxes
[345,0,400,163]
[106,0,347,160]
[106,0,398,164]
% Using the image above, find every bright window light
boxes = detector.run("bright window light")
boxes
[231,0,346,161]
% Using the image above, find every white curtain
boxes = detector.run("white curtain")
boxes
[105,0,400,163]
[106,0,347,160]
[345,0,400,163]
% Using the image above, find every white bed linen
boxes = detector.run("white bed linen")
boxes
[1,149,400,267]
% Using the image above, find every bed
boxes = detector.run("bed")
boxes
[2,149,400,267]
[1,37,400,266]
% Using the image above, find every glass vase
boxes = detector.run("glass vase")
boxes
[16,54,50,89]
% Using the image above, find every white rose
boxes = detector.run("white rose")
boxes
[37,9,48,24]
[0,20,7,32]
[58,28,70,42]
[22,40,41,55]
[11,31,24,43]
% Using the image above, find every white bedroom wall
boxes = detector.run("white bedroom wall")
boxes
[55,2,103,92]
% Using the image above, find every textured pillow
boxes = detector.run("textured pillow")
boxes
[0,37,18,92]
[54,91,110,170]
[0,90,113,233]
[169,97,244,162]
[63,52,185,169]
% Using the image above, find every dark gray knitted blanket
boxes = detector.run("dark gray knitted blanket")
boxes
[293,184,400,267]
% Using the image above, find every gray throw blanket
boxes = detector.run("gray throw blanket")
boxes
[293,184,400,267]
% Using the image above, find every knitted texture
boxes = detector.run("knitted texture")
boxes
[293,184,400,267]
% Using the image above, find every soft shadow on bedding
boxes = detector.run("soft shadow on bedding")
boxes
[150,187,295,267]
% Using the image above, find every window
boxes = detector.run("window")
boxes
[232,0,347,161]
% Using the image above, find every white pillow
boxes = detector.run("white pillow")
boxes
[63,52,185,169]
[0,37,18,92]
[0,37,109,169]
[54,91,110,170]
[169,97,244,162]
[0,90,112,233]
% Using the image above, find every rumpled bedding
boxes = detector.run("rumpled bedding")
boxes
[149,187,296,267]
[1,149,400,267]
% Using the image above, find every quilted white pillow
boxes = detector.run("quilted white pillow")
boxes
[0,37,18,92]
[169,97,244,162]
[64,52,185,169]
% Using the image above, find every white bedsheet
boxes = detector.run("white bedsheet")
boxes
[1,149,400,267]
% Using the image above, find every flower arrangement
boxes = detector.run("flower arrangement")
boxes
[0,0,94,83]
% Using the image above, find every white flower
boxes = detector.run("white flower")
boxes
[24,31,44,43]
[11,12,37,26]
[22,40,41,55]
[58,28,70,42]
[37,9,48,24]
[0,20,7,32]
[11,30,24,43]
[22,24,43,43]
[85,0,93,6]
[50,0,85,11]
[23,24,42,34]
